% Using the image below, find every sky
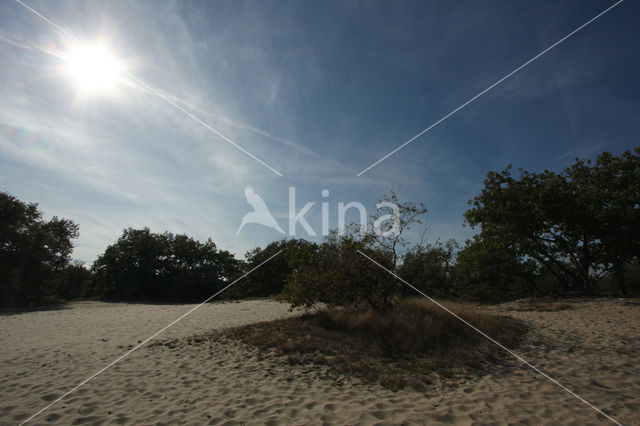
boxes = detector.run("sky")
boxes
[1,0,639,263]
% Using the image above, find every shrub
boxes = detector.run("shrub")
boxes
[226,239,318,299]
[283,232,395,309]
[283,191,427,310]
[213,298,523,390]
[399,239,458,298]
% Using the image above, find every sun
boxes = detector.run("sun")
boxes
[65,42,123,94]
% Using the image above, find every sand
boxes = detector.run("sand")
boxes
[1,298,638,425]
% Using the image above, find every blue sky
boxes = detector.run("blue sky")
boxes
[1,0,638,263]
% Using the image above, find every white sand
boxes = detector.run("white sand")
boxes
[1,298,638,425]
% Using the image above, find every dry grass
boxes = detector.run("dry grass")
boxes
[210,298,524,391]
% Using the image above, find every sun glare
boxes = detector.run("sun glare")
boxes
[66,42,123,94]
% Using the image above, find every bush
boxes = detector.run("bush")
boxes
[212,298,523,390]
[283,191,427,310]
[226,239,318,299]
[399,239,458,298]
[283,232,396,309]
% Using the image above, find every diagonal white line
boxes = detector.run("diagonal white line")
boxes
[124,73,283,176]
[356,0,625,176]
[357,250,623,426]
[14,0,74,39]
[13,0,283,177]
[18,250,283,425]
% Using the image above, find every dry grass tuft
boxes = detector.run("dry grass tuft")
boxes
[211,298,524,390]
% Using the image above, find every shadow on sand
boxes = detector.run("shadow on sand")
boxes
[0,303,71,317]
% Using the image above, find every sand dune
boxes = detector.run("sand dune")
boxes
[1,299,638,425]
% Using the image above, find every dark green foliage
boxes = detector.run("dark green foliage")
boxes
[0,192,79,307]
[226,238,318,299]
[283,231,395,309]
[452,236,538,302]
[91,228,240,302]
[283,191,427,310]
[400,239,458,298]
[465,147,640,297]
[595,261,640,296]
[3,148,637,307]
[55,261,93,300]
[581,149,640,295]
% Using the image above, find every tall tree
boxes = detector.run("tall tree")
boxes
[92,228,239,301]
[0,192,79,306]
[452,235,538,301]
[568,148,640,294]
[465,147,639,296]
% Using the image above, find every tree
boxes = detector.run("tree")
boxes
[91,228,239,301]
[571,148,640,295]
[452,236,538,301]
[56,261,93,300]
[361,190,428,269]
[465,147,640,296]
[0,192,79,306]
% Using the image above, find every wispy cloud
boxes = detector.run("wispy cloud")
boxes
[1,0,636,262]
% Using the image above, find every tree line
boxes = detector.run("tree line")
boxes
[1,147,638,308]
